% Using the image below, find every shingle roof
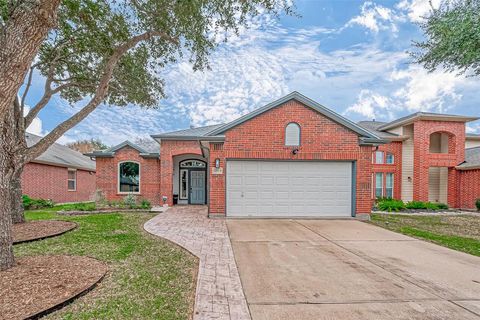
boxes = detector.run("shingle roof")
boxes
[85,140,159,158]
[378,112,479,131]
[26,133,96,171]
[206,92,384,144]
[457,147,480,170]
[357,121,400,139]
[155,124,224,137]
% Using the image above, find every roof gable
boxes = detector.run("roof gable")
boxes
[207,92,382,142]
[107,141,150,153]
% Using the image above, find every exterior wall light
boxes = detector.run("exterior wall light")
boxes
[215,158,220,168]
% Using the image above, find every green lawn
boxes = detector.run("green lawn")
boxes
[370,213,480,257]
[15,208,198,319]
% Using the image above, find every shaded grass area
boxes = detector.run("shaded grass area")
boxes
[15,210,198,319]
[370,213,480,257]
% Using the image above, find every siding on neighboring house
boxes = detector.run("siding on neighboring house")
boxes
[21,162,96,203]
[401,125,414,202]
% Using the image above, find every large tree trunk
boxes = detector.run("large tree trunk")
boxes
[0,0,61,117]
[11,171,25,224]
[0,99,26,269]
[0,164,15,271]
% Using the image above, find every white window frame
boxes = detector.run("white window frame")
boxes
[386,153,394,164]
[118,161,141,194]
[67,168,77,191]
[179,169,189,200]
[385,173,394,198]
[375,172,384,198]
[375,151,384,164]
[285,122,301,146]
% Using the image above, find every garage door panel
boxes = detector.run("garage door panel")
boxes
[227,161,352,217]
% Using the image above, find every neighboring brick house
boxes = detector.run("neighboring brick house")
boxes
[22,133,96,203]
[88,92,480,218]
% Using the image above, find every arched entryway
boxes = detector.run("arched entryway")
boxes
[173,155,208,205]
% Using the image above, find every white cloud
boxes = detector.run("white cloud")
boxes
[346,1,397,33]
[346,65,467,119]
[391,65,463,112]
[23,105,45,136]
[345,90,394,119]
[396,0,442,22]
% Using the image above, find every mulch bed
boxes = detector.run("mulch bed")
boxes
[13,220,77,244]
[0,255,108,320]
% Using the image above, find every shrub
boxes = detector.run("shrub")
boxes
[377,198,405,212]
[476,199,480,211]
[406,201,448,211]
[22,195,54,210]
[123,194,137,209]
[436,203,449,210]
[140,199,151,209]
[406,201,428,210]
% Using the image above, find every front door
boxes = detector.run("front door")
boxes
[190,170,206,204]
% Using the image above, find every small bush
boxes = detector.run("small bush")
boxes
[22,195,54,210]
[140,199,151,209]
[377,198,405,212]
[406,201,428,210]
[436,203,449,210]
[406,201,447,211]
[476,199,480,211]
[123,194,137,209]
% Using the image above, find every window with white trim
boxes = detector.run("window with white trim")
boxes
[67,169,76,191]
[375,173,383,198]
[118,162,140,193]
[386,153,394,164]
[374,151,384,164]
[386,173,394,198]
[285,123,300,146]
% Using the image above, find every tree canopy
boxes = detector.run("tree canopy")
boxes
[66,139,109,153]
[412,0,480,76]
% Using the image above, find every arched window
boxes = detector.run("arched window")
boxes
[285,123,300,146]
[118,161,140,193]
[429,132,451,154]
[180,160,206,168]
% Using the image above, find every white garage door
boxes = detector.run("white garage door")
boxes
[226,160,353,217]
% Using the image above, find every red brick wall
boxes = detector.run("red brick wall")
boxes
[208,99,373,217]
[21,162,95,203]
[412,120,466,205]
[96,146,161,205]
[457,169,480,210]
[371,141,402,199]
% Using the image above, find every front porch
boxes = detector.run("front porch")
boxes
[172,154,208,205]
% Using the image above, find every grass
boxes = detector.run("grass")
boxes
[370,213,480,257]
[15,209,198,319]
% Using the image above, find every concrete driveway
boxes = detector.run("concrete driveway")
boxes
[227,219,480,320]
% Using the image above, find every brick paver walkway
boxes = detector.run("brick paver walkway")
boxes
[144,205,251,320]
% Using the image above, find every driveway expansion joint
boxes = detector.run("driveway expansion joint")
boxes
[144,206,251,320]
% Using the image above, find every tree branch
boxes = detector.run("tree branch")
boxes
[24,81,79,128]
[26,30,178,161]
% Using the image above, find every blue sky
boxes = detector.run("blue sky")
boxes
[24,0,480,146]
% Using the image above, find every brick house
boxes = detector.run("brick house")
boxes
[22,133,96,203]
[88,92,480,218]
